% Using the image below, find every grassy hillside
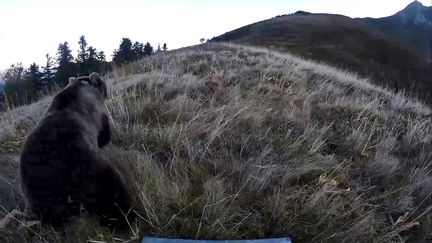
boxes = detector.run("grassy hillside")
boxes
[212,14,432,105]
[1,43,432,242]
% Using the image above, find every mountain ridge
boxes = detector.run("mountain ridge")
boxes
[212,10,432,104]
[359,1,432,61]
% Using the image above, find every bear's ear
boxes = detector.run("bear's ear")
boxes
[69,77,78,84]
[89,72,101,86]
[89,72,108,98]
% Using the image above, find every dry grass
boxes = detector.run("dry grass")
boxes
[1,43,432,242]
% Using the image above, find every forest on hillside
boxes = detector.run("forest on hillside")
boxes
[0,36,168,108]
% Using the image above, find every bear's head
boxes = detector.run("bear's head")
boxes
[68,72,108,98]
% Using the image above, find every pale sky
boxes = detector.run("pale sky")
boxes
[0,0,430,70]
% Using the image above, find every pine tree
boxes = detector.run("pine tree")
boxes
[4,63,24,82]
[143,42,153,56]
[162,43,168,52]
[156,43,162,52]
[57,42,73,65]
[86,46,106,73]
[41,54,56,89]
[95,50,108,73]
[132,41,145,59]
[97,51,106,62]
[113,38,135,64]
[77,35,89,74]
[56,42,77,87]
[26,63,42,92]
[3,63,36,106]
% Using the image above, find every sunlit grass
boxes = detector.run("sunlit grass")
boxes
[0,43,431,242]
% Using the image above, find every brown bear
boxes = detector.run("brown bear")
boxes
[19,72,132,228]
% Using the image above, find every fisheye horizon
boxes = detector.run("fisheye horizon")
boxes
[0,0,430,71]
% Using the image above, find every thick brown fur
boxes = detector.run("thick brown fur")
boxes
[19,73,132,228]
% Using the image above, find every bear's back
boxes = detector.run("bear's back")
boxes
[18,73,132,228]
[21,111,91,162]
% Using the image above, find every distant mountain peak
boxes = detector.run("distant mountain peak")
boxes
[359,1,432,61]
[407,0,424,8]
[397,0,430,25]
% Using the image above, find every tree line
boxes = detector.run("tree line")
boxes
[1,36,168,108]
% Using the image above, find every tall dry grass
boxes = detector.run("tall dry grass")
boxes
[1,43,432,242]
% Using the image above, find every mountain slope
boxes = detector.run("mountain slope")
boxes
[211,13,432,104]
[0,83,4,103]
[1,43,432,242]
[359,1,432,62]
